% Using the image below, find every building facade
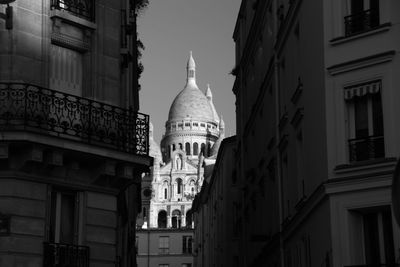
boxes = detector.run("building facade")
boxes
[229,0,400,266]
[192,136,237,267]
[0,1,151,266]
[136,52,224,267]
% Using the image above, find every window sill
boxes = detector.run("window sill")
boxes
[334,157,397,174]
[330,23,391,46]
[50,9,97,30]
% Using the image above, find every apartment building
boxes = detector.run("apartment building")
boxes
[0,1,151,266]
[231,0,400,266]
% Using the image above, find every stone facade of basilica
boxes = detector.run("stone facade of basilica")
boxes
[137,52,224,230]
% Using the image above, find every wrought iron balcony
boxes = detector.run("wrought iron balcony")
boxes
[344,264,399,267]
[348,135,384,162]
[51,0,95,22]
[0,83,149,156]
[344,9,379,36]
[43,242,89,267]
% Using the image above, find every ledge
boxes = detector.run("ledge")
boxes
[50,9,97,30]
[334,157,397,174]
[330,23,391,46]
[327,50,395,76]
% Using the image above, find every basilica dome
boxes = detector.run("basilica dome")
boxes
[168,83,215,122]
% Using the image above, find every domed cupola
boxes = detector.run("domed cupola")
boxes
[161,52,221,163]
[167,52,215,122]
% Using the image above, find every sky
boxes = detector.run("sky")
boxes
[137,0,241,144]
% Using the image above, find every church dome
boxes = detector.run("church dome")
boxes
[167,52,215,122]
[168,85,214,122]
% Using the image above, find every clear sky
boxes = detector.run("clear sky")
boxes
[138,0,241,144]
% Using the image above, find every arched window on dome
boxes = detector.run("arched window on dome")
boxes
[201,143,205,154]
[185,142,191,155]
[193,143,199,155]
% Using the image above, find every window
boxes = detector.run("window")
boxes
[186,210,193,228]
[51,0,95,22]
[49,190,81,244]
[193,143,199,155]
[182,236,193,254]
[185,142,191,155]
[49,45,83,96]
[158,210,167,228]
[176,178,183,194]
[164,188,168,199]
[159,236,169,254]
[201,143,206,154]
[349,207,395,265]
[346,80,384,162]
[345,0,379,36]
[172,210,182,228]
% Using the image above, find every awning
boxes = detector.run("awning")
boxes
[344,80,381,100]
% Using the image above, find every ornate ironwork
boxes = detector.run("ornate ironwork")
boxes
[344,9,379,36]
[43,242,89,267]
[0,83,149,156]
[51,0,95,22]
[348,135,384,162]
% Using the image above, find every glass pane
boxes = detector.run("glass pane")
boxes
[60,193,75,244]
[354,96,369,138]
[363,213,381,265]
[351,0,364,14]
[372,93,383,136]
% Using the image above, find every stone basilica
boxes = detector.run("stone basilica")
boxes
[138,52,224,229]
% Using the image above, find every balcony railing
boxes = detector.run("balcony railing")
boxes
[348,135,384,162]
[0,83,149,156]
[43,242,89,267]
[344,9,379,36]
[344,264,399,267]
[51,0,95,22]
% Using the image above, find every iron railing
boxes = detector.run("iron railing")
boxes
[43,242,89,267]
[348,135,384,162]
[51,0,95,22]
[344,9,379,36]
[0,83,149,156]
[344,264,399,267]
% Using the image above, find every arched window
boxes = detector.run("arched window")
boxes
[176,178,183,194]
[201,143,205,154]
[186,209,193,228]
[172,210,182,228]
[179,143,183,150]
[193,143,199,155]
[164,188,168,199]
[185,142,191,155]
[158,210,167,228]
[172,144,176,151]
